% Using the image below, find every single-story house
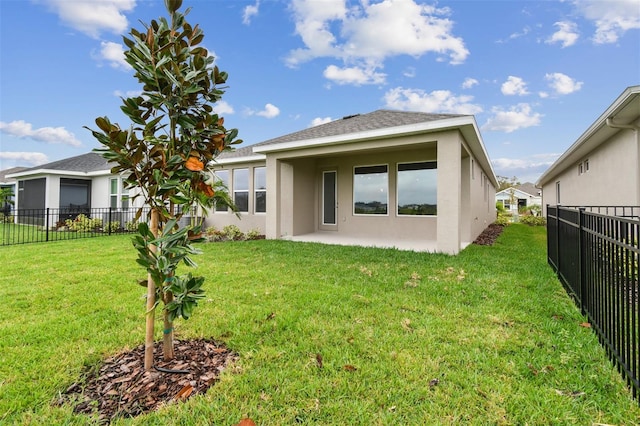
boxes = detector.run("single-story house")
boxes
[495,182,541,215]
[6,153,138,226]
[207,109,497,254]
[8,109,498,254]
[0,167,28,215]
[537,85,640,214]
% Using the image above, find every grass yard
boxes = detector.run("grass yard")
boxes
[0,224,638,425]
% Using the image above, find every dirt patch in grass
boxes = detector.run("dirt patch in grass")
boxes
[62,339,237,423]
[473,224,505,246]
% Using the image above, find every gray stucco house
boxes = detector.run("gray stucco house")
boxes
[537,85,640,213]
[207,109,497,254]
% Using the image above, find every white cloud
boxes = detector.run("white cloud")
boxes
[482,103,542,133]
[573,0,640,44]
[214,101,235,115]
[243,0,260,25]
[248,103,280,118]
[113,89,142,98]
[492,153,561,183]
[310,117,333,127]
[545,72,583,95]
[0,151,50,166]
[403,67,416,78]
[546,21,580,48]
[496,26,531,44]
[287,0,468,85]
[501,76,529,96]
[96,41,131,70]
[41,0,135,38]
[383,87,483,115]
[461,78,478,89]
[323,64,386,85]
[0,120,82,147]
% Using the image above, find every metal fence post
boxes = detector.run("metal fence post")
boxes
[45,208,50,242]
[577,207,586,315]
[108,207,113,236]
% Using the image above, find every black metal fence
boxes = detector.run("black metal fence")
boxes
[547,205,639,403]
[0,207,151,246]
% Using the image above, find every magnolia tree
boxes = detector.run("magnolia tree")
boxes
[86,0,241,370]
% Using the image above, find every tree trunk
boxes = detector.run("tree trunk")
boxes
[144,208,159,371]
[162,291,174,360]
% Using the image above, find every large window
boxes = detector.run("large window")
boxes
[214,170,230,212]
[397,162,437,216]
[233,168,249,213]
[354,165,388,215]
[254,167,266,213]
[60,178,90,210]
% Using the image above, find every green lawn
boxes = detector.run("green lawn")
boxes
[1,225,638,425]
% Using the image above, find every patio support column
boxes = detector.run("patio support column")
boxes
[437,132,462,254]
[265,155,281,239]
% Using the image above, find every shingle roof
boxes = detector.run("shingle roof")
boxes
[17,152,114,174]
[220,109,466,159]
[0,167,29,183]
[516,182,541,197]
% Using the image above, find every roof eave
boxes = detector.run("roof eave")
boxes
[7,169,112,179]
[537,85,640,187]
[253,115,476,154]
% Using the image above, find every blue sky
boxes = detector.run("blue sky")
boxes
[1,0,639,183]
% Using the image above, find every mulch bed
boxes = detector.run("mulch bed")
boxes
[472,223,505,246]
[61,339,237,423]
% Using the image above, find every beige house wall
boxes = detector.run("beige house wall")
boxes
[541,127,640,209]
[207,128,497,254]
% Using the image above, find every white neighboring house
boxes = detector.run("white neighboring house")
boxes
[495,183,542,215]
[537,85,640,214]
[6,153,142,227]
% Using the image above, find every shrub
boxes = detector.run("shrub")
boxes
[205,226,225,242]
[104,221,121,233]
[495,214,511,227]
[222,224,245,241]
[246,228,263,240]
[496,202,506,214]
[65,214,103,232]
[125,220,139,232]
[520,215,546,226]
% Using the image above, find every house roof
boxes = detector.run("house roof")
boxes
[536,85,640,187]
[0,167,29,184]
[6,152,114,179]
[496,183,541,199]
[219,110,465,160]
[218,109,497,187]
[515,182,540,197]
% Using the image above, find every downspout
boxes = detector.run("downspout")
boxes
[605,118,640,206]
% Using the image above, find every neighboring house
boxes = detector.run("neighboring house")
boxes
[207,109,498,254]
[537,85,640,214]
[0,167,28,215]
[495,182,542,215]
[6,153,137,226]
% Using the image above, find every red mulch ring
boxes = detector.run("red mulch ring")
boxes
[473,224,505,246]
[60,339,237,423]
